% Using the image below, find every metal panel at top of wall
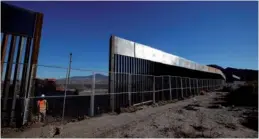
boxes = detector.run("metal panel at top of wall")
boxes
[203,66,209,72]
[197,64,203,71]
[168,53,179,66]
[189,62,195,70]
[161,52,170,65]
[135,43,164,64]
[210,67,215,73]
[208,67,212,73]
[1,2,37,37]
[134,42,147,60]
[200,65,205,72]
[184,60,190,69]
[180,58,189,69]
[155,50,164,64]
[113,36,226,79]
[161,52,177,66]
[178,58,185,68]
[113,36,135,57]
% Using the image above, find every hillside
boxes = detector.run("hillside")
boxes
[56,74,108,84]
[208,65,258,82]
[57,65,258,84]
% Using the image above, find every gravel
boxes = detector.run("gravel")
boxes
[2,92,258,138]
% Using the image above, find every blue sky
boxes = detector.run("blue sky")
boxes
[5,1,258,78]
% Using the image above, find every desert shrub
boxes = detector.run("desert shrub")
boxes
[221,86,233,92]
[241,110,258,131]
[225,84,258,107]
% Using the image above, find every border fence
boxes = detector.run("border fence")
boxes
[1,2,44,127]
[1,60,225,126]
[108,36,226,113]
[1,2,225,128]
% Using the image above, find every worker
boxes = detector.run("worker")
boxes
[37,94,48,123]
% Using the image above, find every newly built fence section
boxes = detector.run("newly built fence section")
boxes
[1,62,224,125]
[110,72,223,110]
[108,36,225,112]
[1,3,225,127]
[1,2,44,127]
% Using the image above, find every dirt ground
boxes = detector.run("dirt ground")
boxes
[2,91,258,138]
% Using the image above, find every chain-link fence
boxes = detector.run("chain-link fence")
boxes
[1,62,225,127]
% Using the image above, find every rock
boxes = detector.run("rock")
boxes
[152,103,159,107]
[129,106,136,112]
[177,109,184,114]
[120,108,126,113]
[84,115,90,119]
[49,126,61,137]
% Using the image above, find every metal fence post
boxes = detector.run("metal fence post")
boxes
[189,78,192,96]
[211,79,212,91]
[153,76,155,104]
[162,76,164,101]
[175,77,178,99]
[208,79,210,91]
[216,79,218,90]
[216,80,218,90]
[180,77,184,99]
[22,64,36,125]
[10,37,25,125]
[61,53,72,124]
[218,80,219,89]
[90,72,95,117]
[210,79,212,91]
[196,79,199,95]
[169,76,172,100]
[185,78,188,97]
[220,80,221,89]
[207,79,209,91]
[128,73,132,106]
[3,36,17,126]
[213,79,216,91]
[201,79,204,91]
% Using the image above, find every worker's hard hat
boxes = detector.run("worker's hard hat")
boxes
[41,94,45,97]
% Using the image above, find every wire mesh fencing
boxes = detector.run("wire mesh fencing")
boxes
[1,62,225,126]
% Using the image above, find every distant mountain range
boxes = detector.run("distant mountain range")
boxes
[69,74,108,80]
[56,65,258,84]
[208,64,258,82]
[56,73,108,84]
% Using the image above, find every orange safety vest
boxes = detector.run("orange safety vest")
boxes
[37,100,47,112]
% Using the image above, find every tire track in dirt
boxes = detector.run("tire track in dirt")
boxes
[94,109,164,138]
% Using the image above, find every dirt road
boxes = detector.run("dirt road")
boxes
[2,92,258,138]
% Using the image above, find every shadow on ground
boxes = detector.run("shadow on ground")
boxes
[211,83,258,131]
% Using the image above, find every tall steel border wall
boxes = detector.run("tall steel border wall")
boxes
[1,2,44,127]
[108,35,225,111]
